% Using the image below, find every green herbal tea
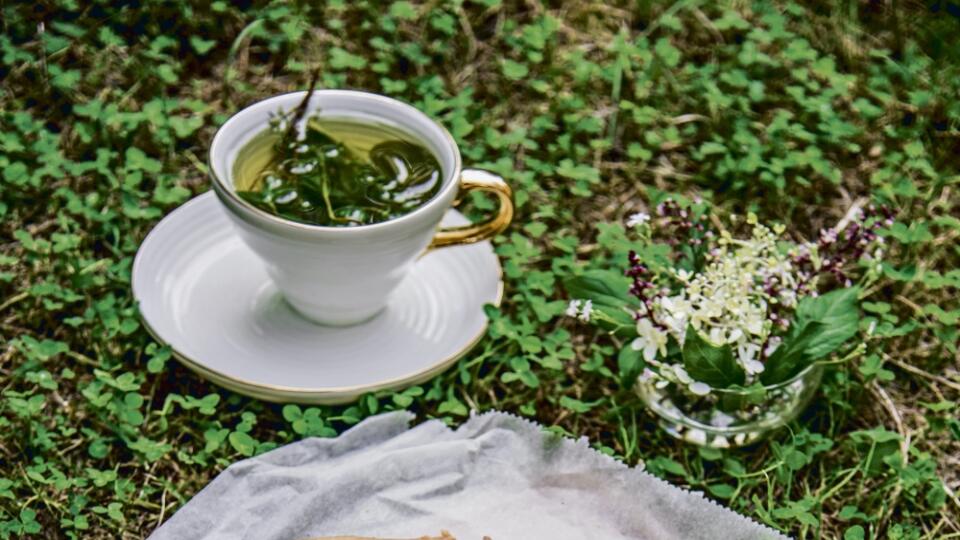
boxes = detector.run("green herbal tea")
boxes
[233,115,442,226]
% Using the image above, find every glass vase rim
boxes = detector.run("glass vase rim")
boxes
[710,362,823,395]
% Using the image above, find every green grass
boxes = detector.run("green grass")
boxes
[1,1,959,538]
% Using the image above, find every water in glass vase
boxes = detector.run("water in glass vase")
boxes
[233,115,443,227]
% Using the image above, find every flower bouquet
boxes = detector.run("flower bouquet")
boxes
[566,199,889,447]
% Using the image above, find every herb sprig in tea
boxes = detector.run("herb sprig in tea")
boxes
[235,109,442,227]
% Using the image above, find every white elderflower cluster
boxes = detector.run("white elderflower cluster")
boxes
[632,216,804,389]
[565,299,593,322]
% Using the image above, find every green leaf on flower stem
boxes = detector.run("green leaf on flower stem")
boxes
[563,269,637,331]
[762,287,860,384]
[563,269,631,304]
[682,325,745,388]
[589,304,636,332]
[796,288,859,341]
[761,322,825,385]
[617,345,644,388]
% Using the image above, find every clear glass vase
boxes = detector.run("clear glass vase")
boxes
[636,364,823,448]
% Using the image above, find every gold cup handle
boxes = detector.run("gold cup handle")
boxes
[428,169,514,250]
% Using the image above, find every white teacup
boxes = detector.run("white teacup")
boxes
[209,90,513,326]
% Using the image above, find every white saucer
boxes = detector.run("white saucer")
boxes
[132,192,503,404]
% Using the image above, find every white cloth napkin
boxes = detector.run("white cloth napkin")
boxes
[150,411,789,540]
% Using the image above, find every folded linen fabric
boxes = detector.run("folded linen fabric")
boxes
[149,411,789,540]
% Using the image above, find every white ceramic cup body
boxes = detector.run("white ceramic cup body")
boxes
[209,91,462,326]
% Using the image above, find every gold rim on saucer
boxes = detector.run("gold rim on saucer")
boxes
[137,279,503,405]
